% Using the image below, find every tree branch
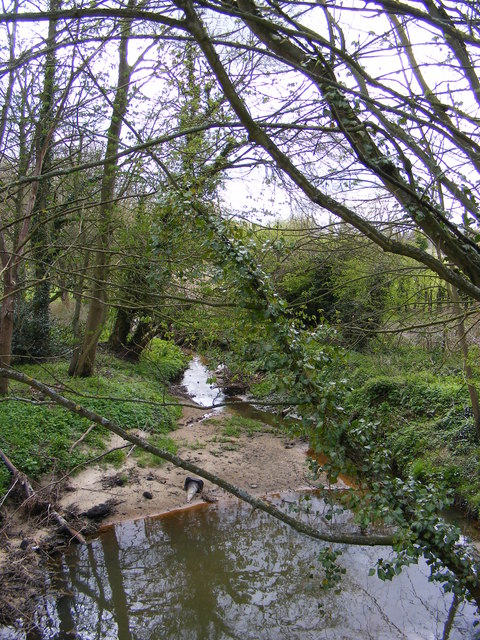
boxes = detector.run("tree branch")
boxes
[0,367,394,547]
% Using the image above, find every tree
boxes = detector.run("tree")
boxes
[170,0,480,301]
[69,6,136,376]
[16,0,60,360]
[2,0,480,604]
[0,2,66,391]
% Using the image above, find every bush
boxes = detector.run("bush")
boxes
[346,344,480,515]
[139,338,188,381]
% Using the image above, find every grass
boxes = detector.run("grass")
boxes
[223,415,268,436]
[133,434,178,468]
[0,343,186,496]
[184,439,207,450]
[222,424,241,438]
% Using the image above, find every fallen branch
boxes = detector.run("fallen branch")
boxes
[0,476,18,508]
[69,423,96,452]
[0,368,392,547]
[0,447,87,545]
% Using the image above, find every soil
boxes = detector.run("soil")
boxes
[56,398,315,527]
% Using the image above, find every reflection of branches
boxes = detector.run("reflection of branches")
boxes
[442,594,459,640]
[356,582,407,639]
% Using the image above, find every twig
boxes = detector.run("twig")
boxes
[69,423,95,452]
[0,476,18,508]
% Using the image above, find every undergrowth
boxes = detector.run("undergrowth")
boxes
[0,342,186,496]
[346,342,480,516]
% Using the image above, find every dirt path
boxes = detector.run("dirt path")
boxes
[57,398,313,527]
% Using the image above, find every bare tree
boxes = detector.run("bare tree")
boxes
[68,5,136,377]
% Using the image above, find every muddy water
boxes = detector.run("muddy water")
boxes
[40,497,478,639]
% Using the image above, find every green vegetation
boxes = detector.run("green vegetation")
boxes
[134,434,178,468]
[139,338,190,382]
[0,342,186,496]
[222,423,241,438]
[2,0,480,617]
[344,344,480,516]
[223,415,269,437]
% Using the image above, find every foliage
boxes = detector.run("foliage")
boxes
[242,220,451,350]
[345,344,480,516]
[138,338,189,382]
[12,300,74,363]
[0,396,105,483]
[0,350,182,496]
[1,0,480,605]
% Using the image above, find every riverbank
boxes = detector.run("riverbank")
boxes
[2,345,480,634]
[0,373,317,633]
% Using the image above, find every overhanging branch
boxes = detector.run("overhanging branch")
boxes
[0,367,393,547]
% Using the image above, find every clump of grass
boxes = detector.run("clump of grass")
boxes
[189,440,207,450]
[134,434,178,468]
[223,415,266,437]
[202,417,222,426]
[103,448,128,468]
[223,424,241,438]
[222,443,240,451]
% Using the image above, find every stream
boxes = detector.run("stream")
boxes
[19,358,480,638]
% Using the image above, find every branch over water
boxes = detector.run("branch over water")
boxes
[0,367,393,547]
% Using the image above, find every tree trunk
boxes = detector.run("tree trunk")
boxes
[107,311,156,361]
[107,308,133,353]
[67,248,91,376]
[70,11,134,377]
[126,319,155,361]
[449,286,480,436]
[27,0,60,359]
[71,251,109,376]
[0,277,17,395]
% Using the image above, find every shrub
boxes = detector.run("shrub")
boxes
[139,338,188,381]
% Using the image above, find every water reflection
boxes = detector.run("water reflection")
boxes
[40,498,479,640]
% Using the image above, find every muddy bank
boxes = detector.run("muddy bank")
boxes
[56,397,313,527]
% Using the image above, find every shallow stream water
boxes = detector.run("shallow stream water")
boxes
[180,357,226,410]
[18,357,480,638]
[37,498,479,639]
